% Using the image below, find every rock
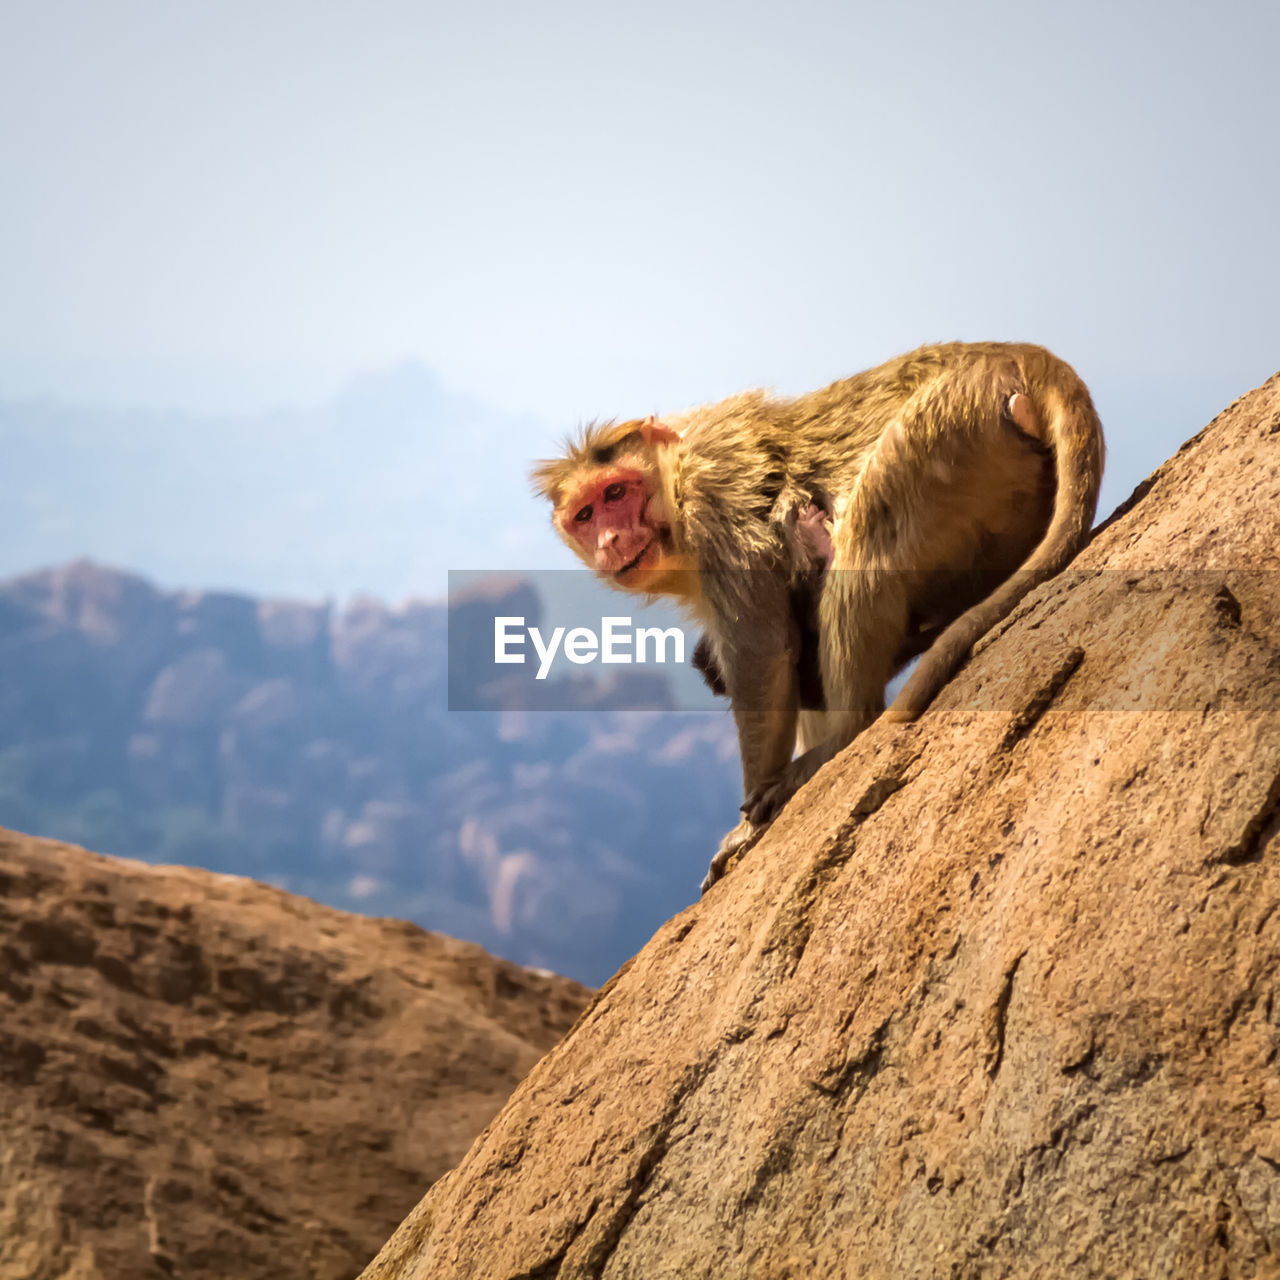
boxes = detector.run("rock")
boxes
[0,828,590,1280]
[0,562,738,984]
[142,648,234,726]
[360,373,1280,1279]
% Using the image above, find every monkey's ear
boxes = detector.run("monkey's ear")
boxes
[585,416,679,464]
[641,415,681,447]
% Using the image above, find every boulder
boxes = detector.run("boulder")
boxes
[0,830,590,1280]
[362,373,1280,1278]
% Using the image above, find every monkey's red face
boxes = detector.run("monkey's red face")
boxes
[559,468,661,581]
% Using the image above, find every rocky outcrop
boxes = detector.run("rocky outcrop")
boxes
[360,375,1280,1279]
[0,828,590,1280]
[0,567,738,984]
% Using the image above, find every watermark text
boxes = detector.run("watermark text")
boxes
[495,616,686,679]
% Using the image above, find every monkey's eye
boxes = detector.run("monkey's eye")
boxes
[573,505,593,523]
[603,482,626,502]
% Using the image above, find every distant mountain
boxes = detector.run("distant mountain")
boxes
[0,364,554,601]
[0,562,739,984]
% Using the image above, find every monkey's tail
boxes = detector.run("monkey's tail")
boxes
[885,373,1105,723]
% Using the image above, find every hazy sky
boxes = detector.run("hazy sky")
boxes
[1,0,1278,594]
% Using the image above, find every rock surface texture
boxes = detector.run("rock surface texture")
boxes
[0,831,589,1280]
[362,373,1280,1280]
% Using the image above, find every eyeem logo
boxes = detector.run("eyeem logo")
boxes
[495,616,687,680]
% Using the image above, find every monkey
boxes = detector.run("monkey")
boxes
[531,342,1104,890]
[786,500,835,570]
[772,497,837,753]
[778,498,834,714]
[694,494,947,735]
[696,496,947,705]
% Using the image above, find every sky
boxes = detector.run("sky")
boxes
[1,0,1278,599]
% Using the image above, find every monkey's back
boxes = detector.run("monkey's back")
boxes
[667,341,1078,573]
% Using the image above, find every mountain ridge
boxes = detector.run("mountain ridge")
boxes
[0,560,738,984]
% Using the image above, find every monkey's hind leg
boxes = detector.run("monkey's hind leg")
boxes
[884,385,1050,723]
[743,357,1029,826]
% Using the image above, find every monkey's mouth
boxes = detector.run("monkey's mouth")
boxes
[614,540,654,580]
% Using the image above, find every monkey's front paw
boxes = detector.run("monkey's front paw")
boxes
[742,777,798,826]
[742,752,825,825]
[701,818,765,894]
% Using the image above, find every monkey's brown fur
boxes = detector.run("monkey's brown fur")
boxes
[533,342,1104,889]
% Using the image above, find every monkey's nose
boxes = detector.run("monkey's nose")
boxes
[598,530,617,548]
